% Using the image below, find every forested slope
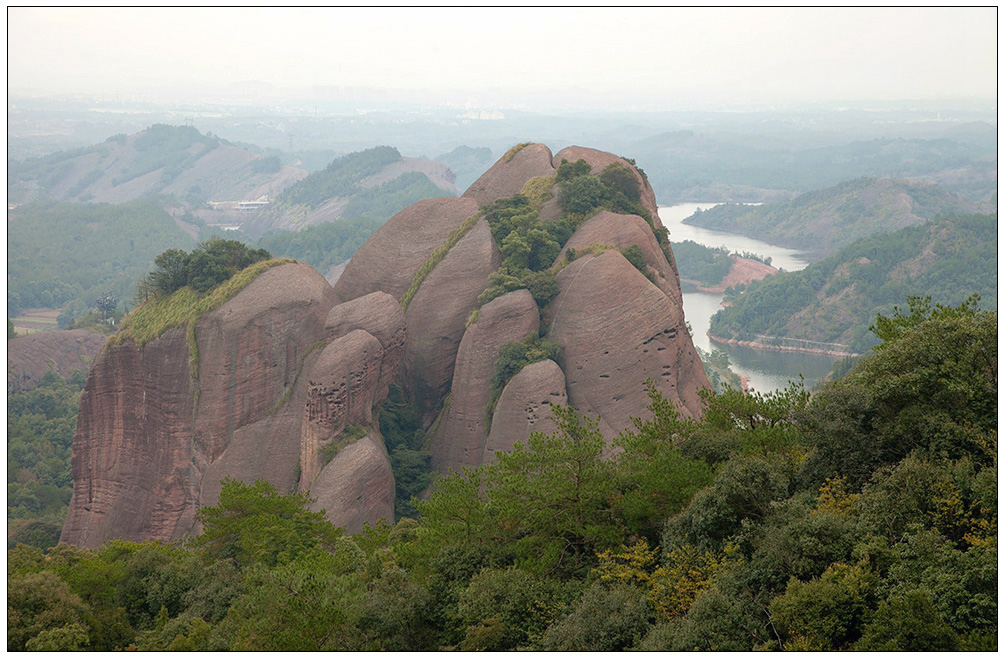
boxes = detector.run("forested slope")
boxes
[6,200,196,320]
[8,298,996,651]
[709,213,997,353]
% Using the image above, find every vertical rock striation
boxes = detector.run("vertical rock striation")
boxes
[427,289,540,473]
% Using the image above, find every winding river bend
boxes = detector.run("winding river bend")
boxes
[659,203,842,393]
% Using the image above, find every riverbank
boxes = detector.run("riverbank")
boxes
[680,255,778,294]
[708,333,861,358]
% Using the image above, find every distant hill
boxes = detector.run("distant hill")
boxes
[671,240,777,292]
[8,125,459,238]
[6,200,196,320]
[708,213,997,354]
[684,178,987,259]
[434,145,495,191]
[7,124,306,208]
[234,146,458,236]
[627,124,998,204]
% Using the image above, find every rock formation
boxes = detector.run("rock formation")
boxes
[332,196,480,304]
[484,358,568,461]
[548,251,706,444]
[60,263,336,546]
[62,142,711,547]
[427,289,540,473]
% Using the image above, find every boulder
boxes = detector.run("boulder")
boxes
[463,143,556,207]
[332,196,480,304]
[556,210,682,303]
[402,217,501,419]
[325,291,406,399]
[427,289,540,474]
[308,431,395,533]
[548,251,708,448]
[484,358,568,461]
[300,329,384,487]
[7,329,106,393]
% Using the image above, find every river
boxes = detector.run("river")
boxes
[659,203,841,393]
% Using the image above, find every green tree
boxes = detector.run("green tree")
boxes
[192,479,342,569]
[543,581,651,651]
[216,546,368,651]
[856,590,958,651]
[8,571,92,651]
[614,383,713,541]
[486,406,623,576]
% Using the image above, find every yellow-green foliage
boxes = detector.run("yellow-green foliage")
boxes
[520,175,556,210]
[114,258,296,380]
[466,308,480,328]
[596,539,738,620]
[813,477,859,516]
[401,212,482,310]
[503,142,533,163]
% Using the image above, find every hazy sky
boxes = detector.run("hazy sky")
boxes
[7,7,997,110]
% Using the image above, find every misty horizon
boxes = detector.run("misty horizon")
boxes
[8,7,997,114]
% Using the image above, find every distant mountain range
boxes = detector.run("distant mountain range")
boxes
[683,177,990,259]
[7,124,459,238]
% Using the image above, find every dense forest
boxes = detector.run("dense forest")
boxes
[8,297,996,651]
[684,177,984,257]
[274,146,402,210]
[7,370,86,550]
[709,213,997,353]
[671,240,736,287]
[253,216,385,274]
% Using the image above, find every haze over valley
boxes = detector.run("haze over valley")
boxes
[7,8,997,653]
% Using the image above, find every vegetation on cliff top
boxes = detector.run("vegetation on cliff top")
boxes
[115,239,294,377]
[475,158,660,311]
[8,296,997,650]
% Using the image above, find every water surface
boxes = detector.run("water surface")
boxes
[659,204,840,392]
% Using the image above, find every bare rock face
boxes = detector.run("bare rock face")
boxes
[60,328,198,546]
[556,210,682,304]
[325,291,406,399]
[7,329,106,393]
[308,431,394,534]
[485,358,568,462]
[548,251,708,446]
[402,218,501,418]
[552,145,661,222]
[462,143,556,207]
[300,330,384,488]
[61,262,337,546]
[427,289,540,473]
[191,263,336,467]
[332,196,480,304]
